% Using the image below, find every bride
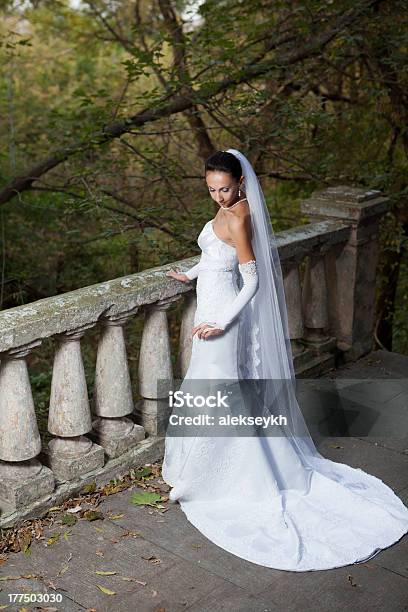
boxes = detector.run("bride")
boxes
[162,148,408,571]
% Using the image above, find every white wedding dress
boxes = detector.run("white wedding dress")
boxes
[161,217,408,572]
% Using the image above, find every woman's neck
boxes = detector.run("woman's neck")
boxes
[220,196,247,211]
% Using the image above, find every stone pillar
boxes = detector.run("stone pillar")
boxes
[91,308,145,458]
[300,186,390,361]
[135,295,181,435]
[177,291,197,378]
[0,341,54,511]
[43,324,105,482]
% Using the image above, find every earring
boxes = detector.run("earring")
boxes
[238,188,241,197]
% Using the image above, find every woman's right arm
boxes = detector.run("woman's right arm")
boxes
[184,260,201,280]
[166,258,201,282]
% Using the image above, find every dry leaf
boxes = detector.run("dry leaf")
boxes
[109,514,125,520]
[56,555,72,578]
[81,482,97,494]
[141,555,161,565]
[95,571,117,576]
[58,564,70,576]
[67,506,82,514]
[43,577,60,590]
[84,510,103,522]
[120,530,141,538]
[46,534,60,546]
[120,577,147,586]
[20,532,32,555]
[0,574,38,581]
[96,584,116,596]
[347,574,359,587]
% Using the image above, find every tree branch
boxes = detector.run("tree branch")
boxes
[0,0,383,206]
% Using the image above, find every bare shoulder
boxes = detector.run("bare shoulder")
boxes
[228,202,255,260]
[228,202,252,239]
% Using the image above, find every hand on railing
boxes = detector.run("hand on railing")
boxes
[166,268,191,283]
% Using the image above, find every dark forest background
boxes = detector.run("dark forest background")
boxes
[1,0,407,361]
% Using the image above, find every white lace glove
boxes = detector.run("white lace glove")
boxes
[209,260,259,331]
[184,260,201,280]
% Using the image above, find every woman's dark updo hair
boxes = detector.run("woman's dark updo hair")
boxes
[205,151,242,182]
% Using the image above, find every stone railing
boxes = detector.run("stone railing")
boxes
[0,186,390,527]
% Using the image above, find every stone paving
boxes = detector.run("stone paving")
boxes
[1,350,407,612]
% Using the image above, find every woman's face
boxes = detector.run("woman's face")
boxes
[205,171,241,207]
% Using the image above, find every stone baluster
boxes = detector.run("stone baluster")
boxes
[0,341,54,511]
[177,291,197,378]
[301,247,336,355]
[282,257,305,358]
[300,186,390,361]
[43,323,104,482]
[90,308,145,458]
[136,295,181,435]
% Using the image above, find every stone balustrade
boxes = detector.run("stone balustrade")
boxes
[0,186,390,527]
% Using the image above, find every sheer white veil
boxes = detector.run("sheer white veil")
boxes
[226,148,322,461]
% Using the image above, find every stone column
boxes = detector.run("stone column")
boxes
[43,324,104,482]
[91,308,145,458]
[177,291,197,378]
[300,186,390,361]
[135,295,181,435]
[0,341,54,511]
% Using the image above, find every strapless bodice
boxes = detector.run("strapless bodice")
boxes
[193,219,240,325]
[196,219,238,272]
